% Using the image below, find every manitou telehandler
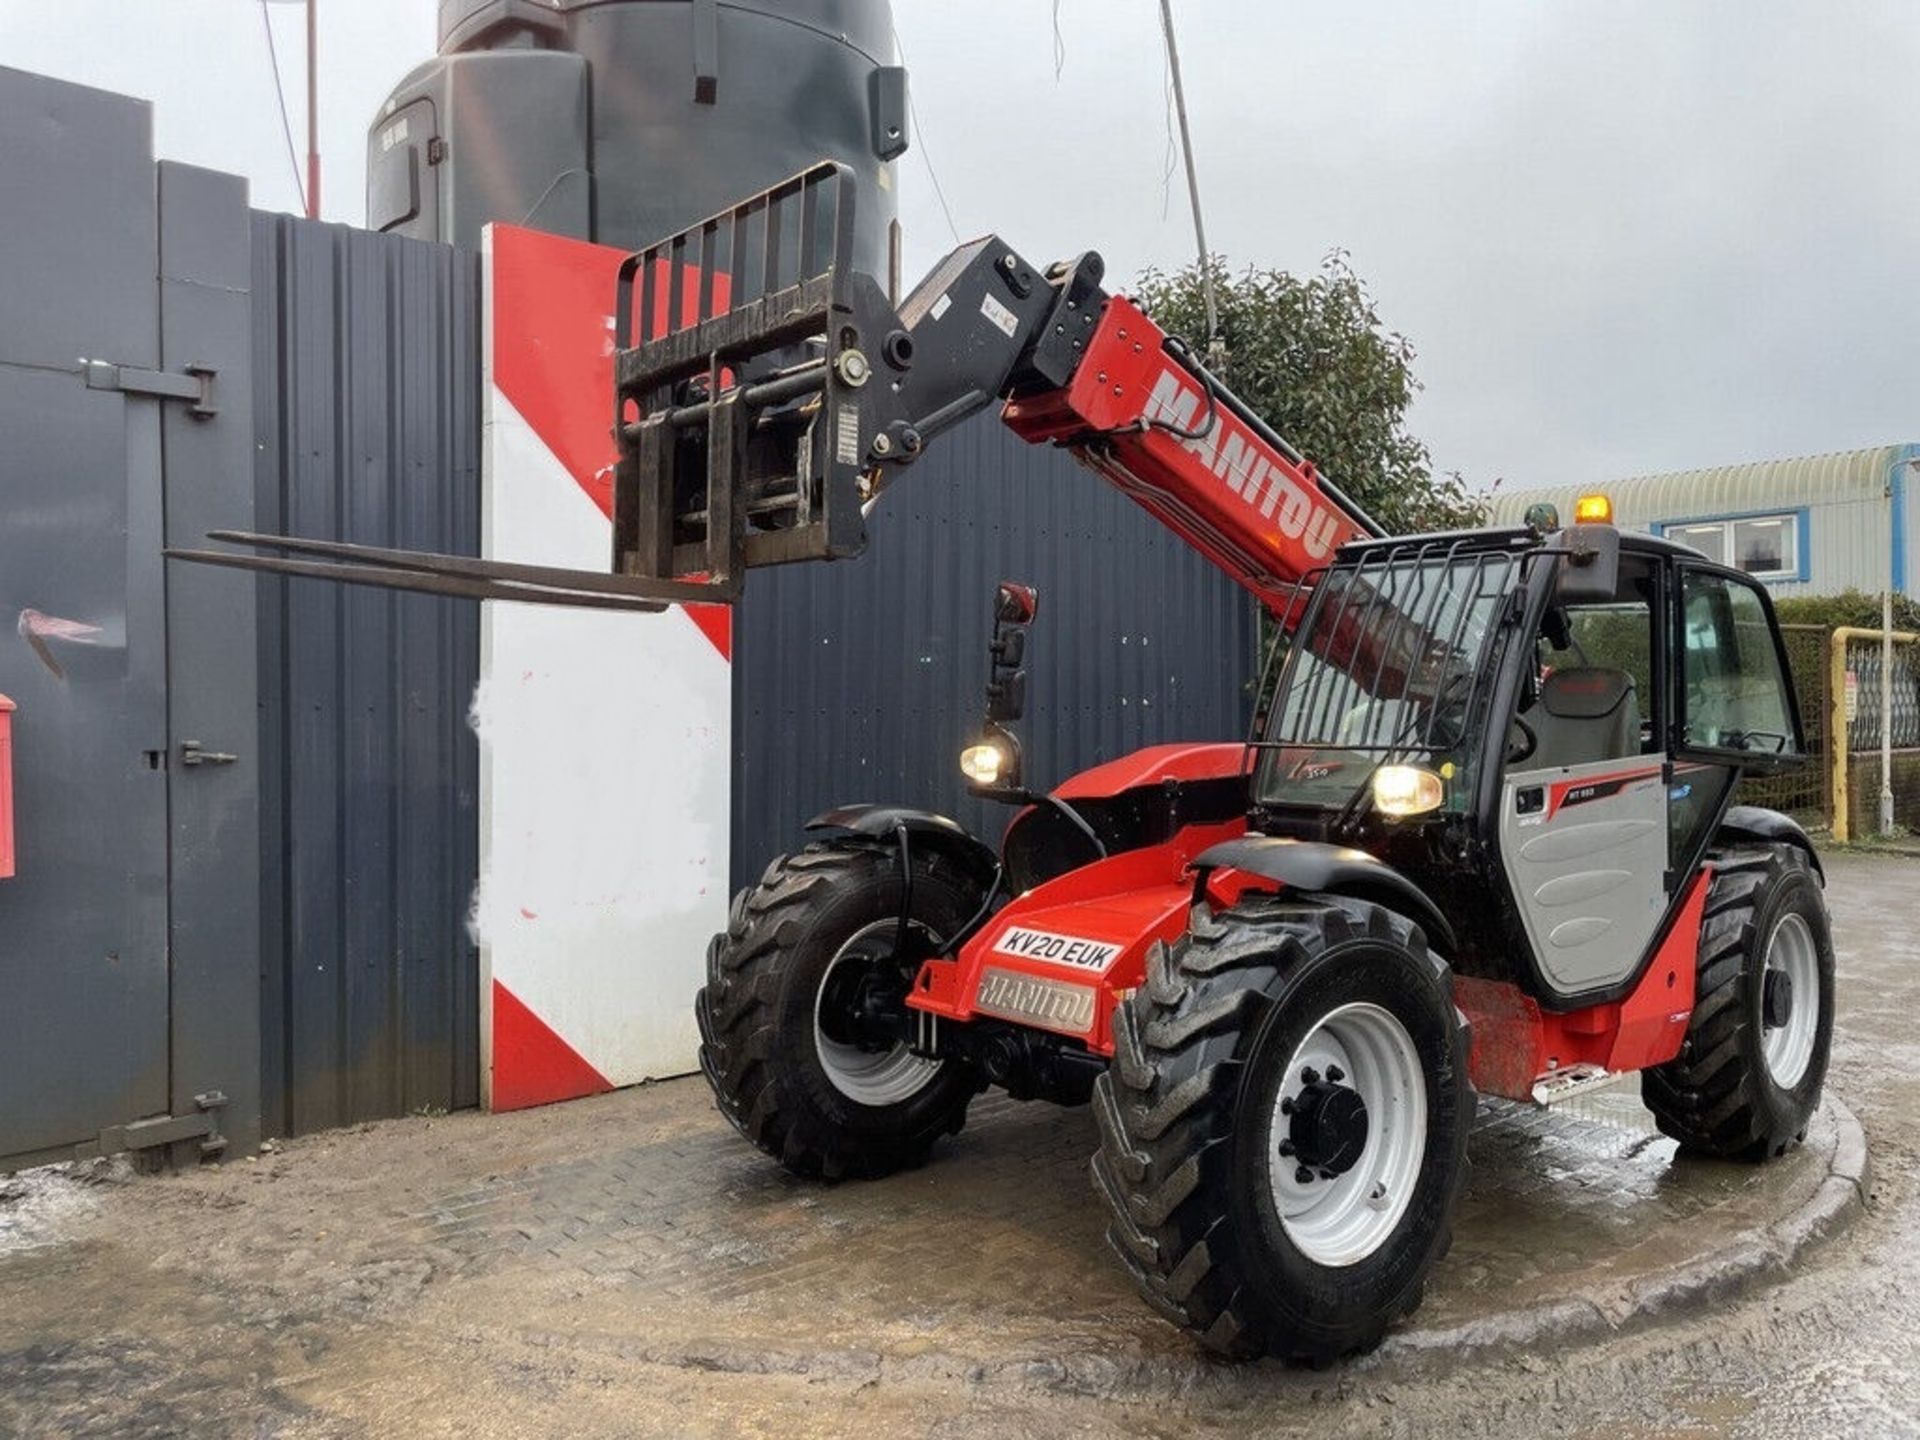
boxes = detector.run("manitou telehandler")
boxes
[202,164,1834,1362]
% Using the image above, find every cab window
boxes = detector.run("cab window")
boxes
[1514,556,1658,771]
[1678,570,1801,759]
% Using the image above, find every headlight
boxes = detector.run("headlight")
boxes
[1372,764,1444,818]
[960,741,1008,785]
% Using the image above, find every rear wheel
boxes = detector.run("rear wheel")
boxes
[696,843,985,1179]
[1643,844,1834,1159]
[1091,896,1472,1362]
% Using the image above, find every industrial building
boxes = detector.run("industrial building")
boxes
[1487,444,1918,596]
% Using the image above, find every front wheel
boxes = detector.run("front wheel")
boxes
[696,842,985,1180]
[1642,844,1834,1159]
[1092,896,1472,1362]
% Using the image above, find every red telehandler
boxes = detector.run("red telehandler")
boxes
[196,164,1834,1361]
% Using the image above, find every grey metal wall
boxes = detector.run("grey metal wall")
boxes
[2,65,1248,1161]
[252,214,484,1137]
[733,414,1258,885]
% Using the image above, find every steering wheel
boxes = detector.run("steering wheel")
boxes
[1507,715,1537,765]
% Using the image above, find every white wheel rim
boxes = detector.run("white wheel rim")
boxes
[1761,911,1819,1089]
[1270,1002,1428,1268]
[813,920,944,1107]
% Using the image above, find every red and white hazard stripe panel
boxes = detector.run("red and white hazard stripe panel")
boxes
[475,224,732,1111]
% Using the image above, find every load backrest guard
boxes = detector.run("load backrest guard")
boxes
[610,163,1102,596]
[609,161,877,596]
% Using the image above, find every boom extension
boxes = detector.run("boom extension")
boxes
[172,163,1381,613]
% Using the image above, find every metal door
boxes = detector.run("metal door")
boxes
[0,72,259,1170]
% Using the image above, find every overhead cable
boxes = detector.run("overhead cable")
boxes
[258,0,309,212]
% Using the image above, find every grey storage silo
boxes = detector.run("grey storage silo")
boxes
[369,0,906,279]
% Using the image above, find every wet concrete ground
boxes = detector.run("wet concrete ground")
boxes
[0,850,1913,1438]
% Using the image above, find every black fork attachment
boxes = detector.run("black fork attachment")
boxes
[610,161,1101,598]
[611,160,881,599]
[169,162,1101,609]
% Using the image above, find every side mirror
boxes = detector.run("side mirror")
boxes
[965,581,1037,791]
[984,579,1037,723]
[986,669,1027,723]
[996,582,1038,625]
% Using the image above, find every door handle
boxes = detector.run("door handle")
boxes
[179,740,238,767]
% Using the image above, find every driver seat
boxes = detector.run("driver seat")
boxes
[1527,667,1640,769]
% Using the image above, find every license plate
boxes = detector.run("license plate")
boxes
[974,966,1097,1036]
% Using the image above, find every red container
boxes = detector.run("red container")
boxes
[0,694,14,879]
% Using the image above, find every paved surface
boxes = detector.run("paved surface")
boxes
[0,851,1913,1438]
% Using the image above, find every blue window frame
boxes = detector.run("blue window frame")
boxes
[1654,508,1810,584]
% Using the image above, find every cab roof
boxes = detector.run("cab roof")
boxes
[1334,524,1708,566]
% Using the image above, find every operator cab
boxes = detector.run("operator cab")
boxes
[1249,499,1806,1006]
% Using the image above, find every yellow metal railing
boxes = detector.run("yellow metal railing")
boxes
[1828,625,1919,842]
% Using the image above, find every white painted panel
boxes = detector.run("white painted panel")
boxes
[476,386,726,1093]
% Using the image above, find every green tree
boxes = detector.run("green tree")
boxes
[1134,251,1483,536]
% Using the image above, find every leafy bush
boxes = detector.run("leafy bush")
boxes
[1771,588,1920,633]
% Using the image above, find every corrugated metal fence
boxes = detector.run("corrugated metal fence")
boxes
[733,418,1257,883]
[246,213,1253,1135]
[252,214,483,1137]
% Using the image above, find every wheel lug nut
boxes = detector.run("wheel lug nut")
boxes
[1278,1139,1295,1157]
[1295,1165,1315,1184]
[1300,1067,1320,1086]
[1279,1097,1295,1116]
[1325,1065,1344,1083]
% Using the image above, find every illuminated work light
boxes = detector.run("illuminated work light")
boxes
[961,724,1022,789]
[1573,493,1613,524]
[1372,765,1444,818]
[960,742,1007,785]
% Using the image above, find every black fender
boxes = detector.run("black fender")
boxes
[804,804,1000,891]
[1717,804,1824,882]
[1190,836,1458,955]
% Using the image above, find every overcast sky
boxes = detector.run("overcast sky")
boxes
[3,2,1915,494]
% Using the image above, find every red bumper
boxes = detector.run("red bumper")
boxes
[908,816,1245,1056]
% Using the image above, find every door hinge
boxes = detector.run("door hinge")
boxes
[179,739,239,767]
[82,359,217,419]
[97,1090,229,1160]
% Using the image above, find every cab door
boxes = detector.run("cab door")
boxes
[1672,566,1806,765]
[1665,564,1805,874]
[1497,555,1672,1002]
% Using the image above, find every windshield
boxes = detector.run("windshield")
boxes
[1254,544,1523,812]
